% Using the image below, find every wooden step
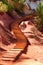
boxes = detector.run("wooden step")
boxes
[1,49,23,61]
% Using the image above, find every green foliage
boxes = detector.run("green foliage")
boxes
[7,3,13,12]
[36,3,43,18]
[14,0,25,4]
[0,0,26,13]
[1,0,14,12]
[13,0,25,13]
[0,1,8,12]
[34,2,43,33]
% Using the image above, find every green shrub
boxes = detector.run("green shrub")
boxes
[34,2,43,33]
[0,1,8,12]
[0,0,26,13]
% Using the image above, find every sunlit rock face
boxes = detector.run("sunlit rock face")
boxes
[20,20,43,45]
[0,13,17,47]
